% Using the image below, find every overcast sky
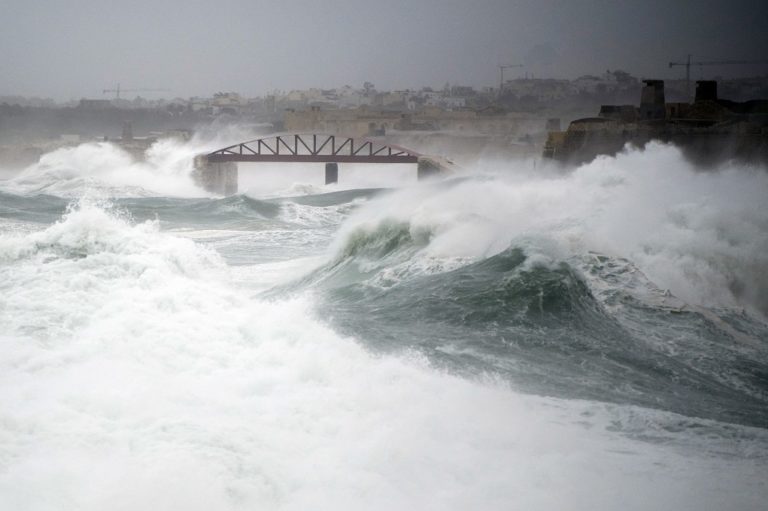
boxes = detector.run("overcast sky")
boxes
[2,0,766,100]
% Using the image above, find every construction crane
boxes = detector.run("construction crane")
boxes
[668,55,768,100]
[102,83,170,99]
[498,64,524,98]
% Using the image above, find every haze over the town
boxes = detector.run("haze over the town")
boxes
[2,0,767,100]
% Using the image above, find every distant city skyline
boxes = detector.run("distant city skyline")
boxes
[2,0,767,101]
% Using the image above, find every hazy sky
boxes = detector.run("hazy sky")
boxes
[2,0,767,100]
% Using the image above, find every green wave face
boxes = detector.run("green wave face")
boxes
[305,241,768,429]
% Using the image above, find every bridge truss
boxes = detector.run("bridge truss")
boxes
[206,134,420,164]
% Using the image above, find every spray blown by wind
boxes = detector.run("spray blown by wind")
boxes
[0,139,766,510]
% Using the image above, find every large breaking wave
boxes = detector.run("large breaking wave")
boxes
[268,142,768,428]
[1,141,767,510]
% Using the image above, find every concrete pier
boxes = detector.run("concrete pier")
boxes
[192,155,238,195]
[325,162,338,184]
[417,157,445,180]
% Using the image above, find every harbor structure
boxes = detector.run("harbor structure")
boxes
[543,80,768,166]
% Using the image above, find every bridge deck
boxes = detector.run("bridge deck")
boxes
[206,154,418,164]
[205,134,420,164]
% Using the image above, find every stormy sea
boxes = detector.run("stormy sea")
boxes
[1,137,767,510]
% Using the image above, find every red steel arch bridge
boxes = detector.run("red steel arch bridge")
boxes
[194,133,450,195]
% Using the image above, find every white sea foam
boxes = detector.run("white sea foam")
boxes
[1,141,768,509]
[2,141,199,197]
[278,200,360,227]
[0,125,267,198]
[332,143,768,316]
[0,199,766,511]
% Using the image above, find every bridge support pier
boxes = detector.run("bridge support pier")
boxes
[417,158,442,180]
[325,162,338,185]
[192,156,238,195]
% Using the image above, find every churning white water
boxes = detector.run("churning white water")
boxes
[0,139,766,510]
[334,142,768,316]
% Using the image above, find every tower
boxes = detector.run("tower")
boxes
[639,80,666,119]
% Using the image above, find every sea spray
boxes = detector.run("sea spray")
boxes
[0,202,766,510]
[328,142,768,316]
[293,142,768,425]
[1,125,267,198]
[0,142,767,510]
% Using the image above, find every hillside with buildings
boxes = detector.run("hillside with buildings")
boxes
[2,73,767,168]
